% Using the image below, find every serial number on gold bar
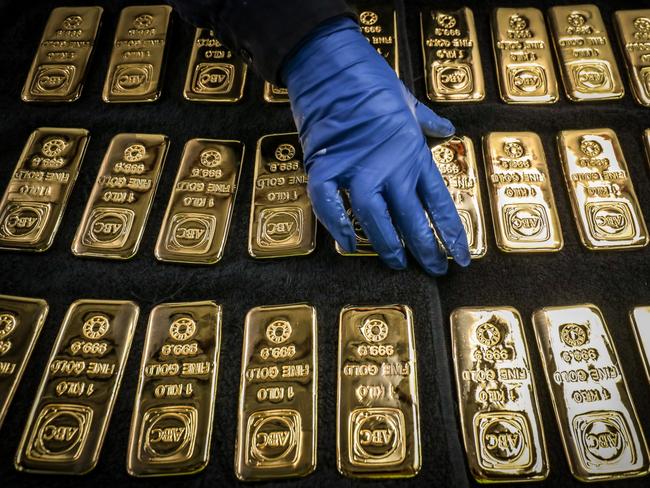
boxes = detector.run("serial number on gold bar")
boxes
[549,4,624,101]
[0,295,48,429]
[630,306,650,385]
[337,305,421,478]
[491,7,558,103]
[420,7,485,102]
[155,139,243,264]
[184,28,247,102]
[103,5,171,103]
[0,128,89,251]
[614,10,650,107]
[431,136,487,258]
[235,304,317,480]
[450,307,548,482]
[127,301,222,477]
[557,128,648,250]
[15,299,139,474]
[483,132,563,252]
[22,6,103,102]
[72,133,169,259]
[532,304,650,482]
[248,133,316,258]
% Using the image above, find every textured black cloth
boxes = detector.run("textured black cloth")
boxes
[0,1,649,488]
[168,0,355,84]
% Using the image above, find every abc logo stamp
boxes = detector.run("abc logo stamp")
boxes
[571,62,612,93]
[586,201,634,241]
[434,64,472,94]
[140,406,198,463]
[0,202,50,243]
[257,207,303,249]
[572,410,634,470]
[640,67,650,98]
[31,64,76,96]
[111,63,153,95]
[192,63,235,94]
[503,203,549,242]
[167,212,216,254]
[245,409,301,468]
[349,407,406,466]
[457,209,474,248]
[26,404,93,462]
[475,411,532,472]
[508,65,547,95]
[82,207,134,248]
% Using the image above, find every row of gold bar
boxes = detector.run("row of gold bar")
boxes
[0,296,419,478]
[2,295,650,480]
[2,129,649,259]
[23,5,650,106]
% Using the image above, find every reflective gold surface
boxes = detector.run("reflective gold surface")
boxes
[248,133,316,258]
[184,28,247,102]
[0,128,89,251]
[0,295,48,428]
[451,307,548,482]
[614,10,650,107]
[557,128,648,250]
[335,190,377,256]
[645,129,650,168]
[482,132,563,252]
[102,5,171,103]
[420,7,485,102]
[491,8,558,104]
[15,299,139,474]
[72,133,169,259]
[629,307,650,385]
[337,305,421,478]
[22,7,103,102]
[235,304,317,480]
[532,304,650,481]
[431,136,487,258]
[549,5,624,101]
[263,83,289,104]
[127,301,221,477]
[155,139,243,264]
[354,2,399,75]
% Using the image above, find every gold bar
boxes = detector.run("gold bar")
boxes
[557,128,648,250]
[548,5,624,101]
[450,307,548,482]
[337,305,421,478]
[532,304,650,481]
[263,83,289,104]
[235,304,317,480]
[22,7,103,102]
[491,8,559,104]
[155,139,243,264]
[102,5,171,103]
[72,133,169,259]
[0,128,89,251]
[0,295,48,428]
[183,28,247,102]
[630,306,650,385]
[482,132,563,252]
[353,2,399,74]
[248,133,316,258]
[15,299,139,474]
[431,136,487,258]
[127,301,222,477]
[335,191,377,256]
[614,10,650,107]
[420,7,485,102]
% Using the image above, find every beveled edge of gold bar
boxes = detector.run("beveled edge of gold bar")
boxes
[336,304,422,479]
[235,302,318,481]
[154,139,244,265]
[644,129,650,166]
[450,306,550,483]
[126,300,222,477]
[629,306,650,386]
[531,303,650,482]
[612,11,650,108]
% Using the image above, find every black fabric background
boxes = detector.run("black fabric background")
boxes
[0,0,648,487]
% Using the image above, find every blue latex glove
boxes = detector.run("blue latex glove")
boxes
[283,17,470,275]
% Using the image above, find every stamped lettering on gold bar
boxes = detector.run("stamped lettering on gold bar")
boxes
[614,10,650,107]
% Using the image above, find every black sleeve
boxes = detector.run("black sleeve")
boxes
[169,0,356,84]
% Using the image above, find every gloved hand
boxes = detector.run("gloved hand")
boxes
[283,17,470,275]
